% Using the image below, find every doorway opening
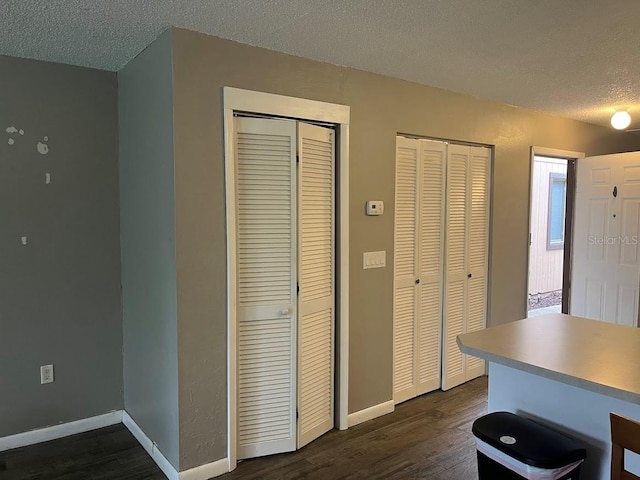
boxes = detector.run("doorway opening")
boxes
[526,147,583,319]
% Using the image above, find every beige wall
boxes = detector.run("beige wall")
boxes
[169,27,640,468]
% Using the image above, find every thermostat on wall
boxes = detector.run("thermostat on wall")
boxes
[366,200,384,216]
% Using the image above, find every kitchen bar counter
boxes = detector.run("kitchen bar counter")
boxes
[458,313,640,480]
[458,313,640,404]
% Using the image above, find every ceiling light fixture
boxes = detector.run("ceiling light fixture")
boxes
[611,111,631,130]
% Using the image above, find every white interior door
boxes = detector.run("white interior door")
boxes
[571,152,640,326]
[442,144,470,391]
[395,139,489,396]
[235,117,297,459]
[442,144,490,390]
[416,140,446,394]
[465,146,490,379]
[393,137,419,403]
[297,122,335,448]
[393,138,446,404]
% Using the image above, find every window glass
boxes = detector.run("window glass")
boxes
[548,173,566,249]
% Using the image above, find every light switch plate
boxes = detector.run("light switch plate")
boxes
[363,251,386,269]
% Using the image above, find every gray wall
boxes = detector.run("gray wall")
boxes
[0,55,122,436]
[168,28,640,469]
[118,31,180,469]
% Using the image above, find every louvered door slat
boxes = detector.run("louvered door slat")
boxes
[395,142,418,280]
[418,283,441,384]
[297,123,334,449]
[466,147,490,379]
[446,151,468,275]
[236,117,297,459]
[299,310,332,439]
[442,144,469,391]
[393,287,415,395]
[416,140,446,395]
[444,279,465,379]
[467,278,487,331]
[393,137,419,404]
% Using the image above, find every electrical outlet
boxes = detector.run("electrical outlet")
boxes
[40,364,54,384]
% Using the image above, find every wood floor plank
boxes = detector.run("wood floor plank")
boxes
[222,376,487,480]
[0,424,166,480]
[0,377,486,479]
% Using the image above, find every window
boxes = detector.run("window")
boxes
[547,172,567,250]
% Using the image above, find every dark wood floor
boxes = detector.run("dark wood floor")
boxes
[223,376,487,480]
[0,424,166,480]
[1,377,487,479]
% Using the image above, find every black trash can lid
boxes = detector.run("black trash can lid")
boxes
[472,412,587,469]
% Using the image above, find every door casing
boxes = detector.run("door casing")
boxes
[223,87,350,472]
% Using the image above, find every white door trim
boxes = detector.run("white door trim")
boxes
[531,146,585,160]
[526,146,584,317]
[223,87,350,472]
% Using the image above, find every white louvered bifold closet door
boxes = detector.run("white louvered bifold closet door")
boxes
[442,144,491,391]
[393,137,419,404]
[465,147,490,380]
[235,117,298,459]
[297,122,335,448]
[442,144,470,391]
[416,140,446,394]
[393,138,445,404]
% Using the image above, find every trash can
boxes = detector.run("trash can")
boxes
[472,412,587,480]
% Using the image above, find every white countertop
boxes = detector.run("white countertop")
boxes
[457,313,640,404]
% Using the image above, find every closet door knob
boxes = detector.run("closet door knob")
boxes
[415,279,420,284]
[468,273,472,278]
[281,307,292,316]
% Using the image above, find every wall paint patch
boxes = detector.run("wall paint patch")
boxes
[37,141,49,155]
[21,236,27,245]
[45,173,51,184]
[6,126,21,145]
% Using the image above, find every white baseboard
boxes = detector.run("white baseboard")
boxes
[2,410,229,480]
[0,410,123,452]
[179,457,229,480]
[122,411,229,480]
[347,400,394,427]
[122,411,179,480]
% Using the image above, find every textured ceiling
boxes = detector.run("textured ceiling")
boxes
[2,0,640,129]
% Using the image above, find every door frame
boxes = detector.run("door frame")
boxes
[526,146,584,317]
[223,87,350,471]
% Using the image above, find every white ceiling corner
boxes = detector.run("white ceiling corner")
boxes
[2,0,640,129]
